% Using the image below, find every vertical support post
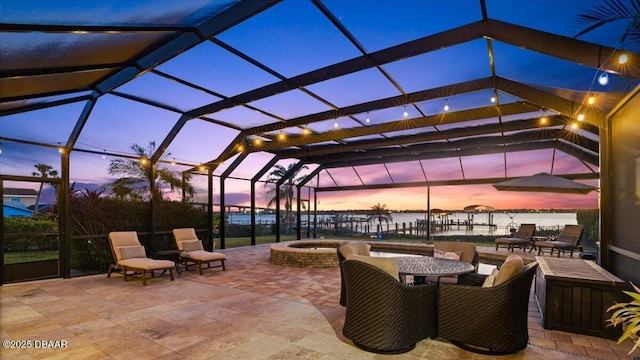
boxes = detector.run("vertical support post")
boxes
[59,150,70,278]
[219,174,226,249]
[207,168,214,250]
[427,185,431,241]
[296,186,301,240]
[149,164,157,255]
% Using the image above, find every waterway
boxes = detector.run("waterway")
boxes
[226,211,577,236]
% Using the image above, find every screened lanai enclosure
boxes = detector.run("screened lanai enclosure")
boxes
[1,0,639,284]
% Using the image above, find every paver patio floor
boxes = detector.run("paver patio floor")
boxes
[1,243,634,359]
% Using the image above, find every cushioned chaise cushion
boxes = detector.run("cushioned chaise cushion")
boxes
[119,258,175,270]
[347,254,399,281]
[182,250,225,262]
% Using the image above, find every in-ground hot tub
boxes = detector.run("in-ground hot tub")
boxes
[269,239,346,268]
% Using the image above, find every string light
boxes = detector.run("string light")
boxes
[587,95,595,105]
[598,72,609,86]
[237,144,244,152]
[443,99,449,112]
[571,122,579,129]
[303,128,311,135]
[0,143,3,154]
[577,114,585,121]
[490,96,496,103]
[403,106,408,117]
[365,112,370,123]
[619,53,628,64]
[334,118,339,128]
[540,116,548,124]
[278,132,286,141]
[140,157,148,165]
[254,138,262,146]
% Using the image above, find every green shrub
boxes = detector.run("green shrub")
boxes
[577,208,599,251]
[3,217,58,252]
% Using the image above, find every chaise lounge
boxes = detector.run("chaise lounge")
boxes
[107,231,175,286]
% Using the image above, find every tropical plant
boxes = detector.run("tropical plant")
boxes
[367,203,393,234]
[106,141,194,201]
[32,163,59,214]
[607,282,640,355]
[575,0,640,48]
[264,163,308,231]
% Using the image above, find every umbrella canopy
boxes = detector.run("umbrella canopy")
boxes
[492,173,597,195]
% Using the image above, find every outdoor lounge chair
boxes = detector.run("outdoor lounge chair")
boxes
[172,228,225,275]
[107,231,174,286]
[534,224,585,257]
[337,242,371,306]
[437,256,538,355]
[342,256,437,354]
[494,224,536,252]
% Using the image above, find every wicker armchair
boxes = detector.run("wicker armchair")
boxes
[342,258,437,354]
[437,262,538,355]
[337,242,370,306]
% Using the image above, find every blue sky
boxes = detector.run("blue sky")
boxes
[2,0,636,210]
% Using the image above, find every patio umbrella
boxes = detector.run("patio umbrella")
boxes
[492,173,596,195]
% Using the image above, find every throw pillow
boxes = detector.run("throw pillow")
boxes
[349,241,371,256]
[434,249,462,261]
[119,245,146,260]
[339,244,356,258]
[348,254,399,281]
[494,254,524,286]
[182,240,204,252]
[482,275,495,287]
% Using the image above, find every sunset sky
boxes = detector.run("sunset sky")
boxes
[1,0,629,212]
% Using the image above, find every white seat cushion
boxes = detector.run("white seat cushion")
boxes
[119,258,174,270]
[182,250,225,262]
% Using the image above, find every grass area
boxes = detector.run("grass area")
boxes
[4,251,58,264]
[223,234,299,248]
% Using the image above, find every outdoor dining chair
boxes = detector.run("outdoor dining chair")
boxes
[494,223,536,252]
[172,228,226,275]
[437,255,538,355]
[342,256,437,354]
[337,241,371,306]
[107,231,175,286]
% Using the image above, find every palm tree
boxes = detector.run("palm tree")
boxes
[32,163,58,215]
[264,163,308,231]
[367,203,393,235]
[575,0,640,48]
[106,141,194,201]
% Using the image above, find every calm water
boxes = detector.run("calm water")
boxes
[226,211,577,236]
